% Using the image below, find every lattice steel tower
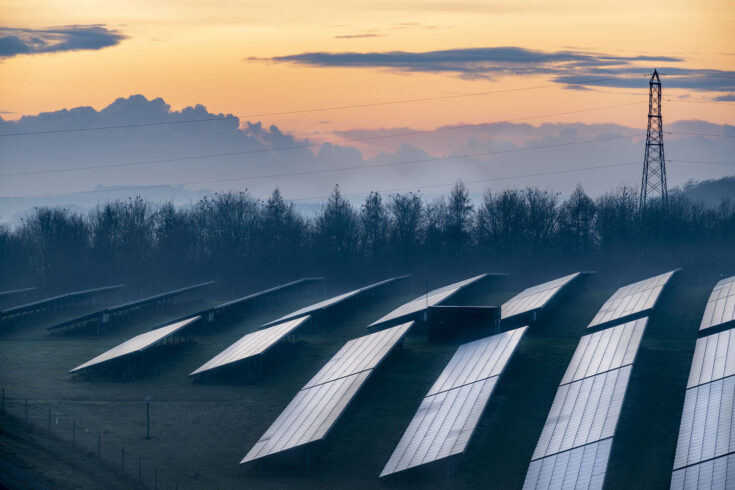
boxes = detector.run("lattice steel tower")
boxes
[639,69,668,210]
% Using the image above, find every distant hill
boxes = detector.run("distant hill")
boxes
[676,176,735,207]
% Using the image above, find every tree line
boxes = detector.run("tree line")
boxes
[1,182,733,292]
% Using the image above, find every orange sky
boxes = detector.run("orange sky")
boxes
[1,0,734,139]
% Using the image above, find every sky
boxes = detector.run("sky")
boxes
[0,0,734,221]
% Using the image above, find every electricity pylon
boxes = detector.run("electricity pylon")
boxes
[639,69,668,210]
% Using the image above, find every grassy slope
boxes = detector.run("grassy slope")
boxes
[0,275,709,489]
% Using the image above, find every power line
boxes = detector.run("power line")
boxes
[666,131,735,138]
[0,102,641,178]
[0,116,239,137]
[0,75,645,138]
[6,156,732,202]
[2,132,640,180]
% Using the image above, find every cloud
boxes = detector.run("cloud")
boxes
[334,33,383,39]
[250,46,735,91]
[714,93,735,102]
[0,25,126,58]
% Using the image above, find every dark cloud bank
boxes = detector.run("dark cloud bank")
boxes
[250,46,735,92]
[0,25,125,58]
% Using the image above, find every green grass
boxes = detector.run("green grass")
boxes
[0,276,711,489]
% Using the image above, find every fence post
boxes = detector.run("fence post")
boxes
[97,432,101,457]
[121,446,125,472]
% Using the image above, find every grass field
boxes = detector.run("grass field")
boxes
[0,273,710,489]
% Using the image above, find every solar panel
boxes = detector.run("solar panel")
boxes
[671,453,735,490]
[69,316,200,373]
[369,274,487,328]
[241,322,414,464]
[0,287,37,299]
[303,321,413,388]
[241,370,370,463]
[427,327,526,396]
[501,273,580,320]
[380,326,527,477]
[532,366,631,460]
[190,316,310,376]
[523,438,612,490]
[588,270,678,328]
[262,276,408,328]
[700,276,735,331]
[672,376,735,470]
[687,329,735,388]
[2,284,125,318]
[213,278,322,312]
[380,377,498,477]
[560,318,646,385]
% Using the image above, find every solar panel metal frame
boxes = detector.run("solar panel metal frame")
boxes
[523,438,612,490]
[380,326,527,477]
[261,275,410,329]
[368,274,488,329]
[587,270,679,329]
[241,322,414,464]
[560,318,646,386]
[501,273,580,320]
[672,375,735,470]
[69,316,200,373]
[190,315,310,376]
[700,275,735,332]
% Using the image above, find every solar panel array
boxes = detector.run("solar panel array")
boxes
[47,281,213,331]
[700,275,735,331]
[262,276,408,328]
[241,321,413,464]
[588,270,677,328]
[69,316,200,373]
[523,316,647,490]
[368,274,487,328]
[672,290,735,489]
[501,273,580,320]
[190,316,310,376]
[381,326,527,477]
[2,283,125,320]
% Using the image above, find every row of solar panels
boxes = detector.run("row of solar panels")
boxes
[670,274,735,490]
[0,283,126,320]
[64,268,699,482]
[239,271,588,471]
[69,275,407,374]
[71,270,578,377]
[46,280,216,331]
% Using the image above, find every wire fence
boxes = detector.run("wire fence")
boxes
[0,388,183,490]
